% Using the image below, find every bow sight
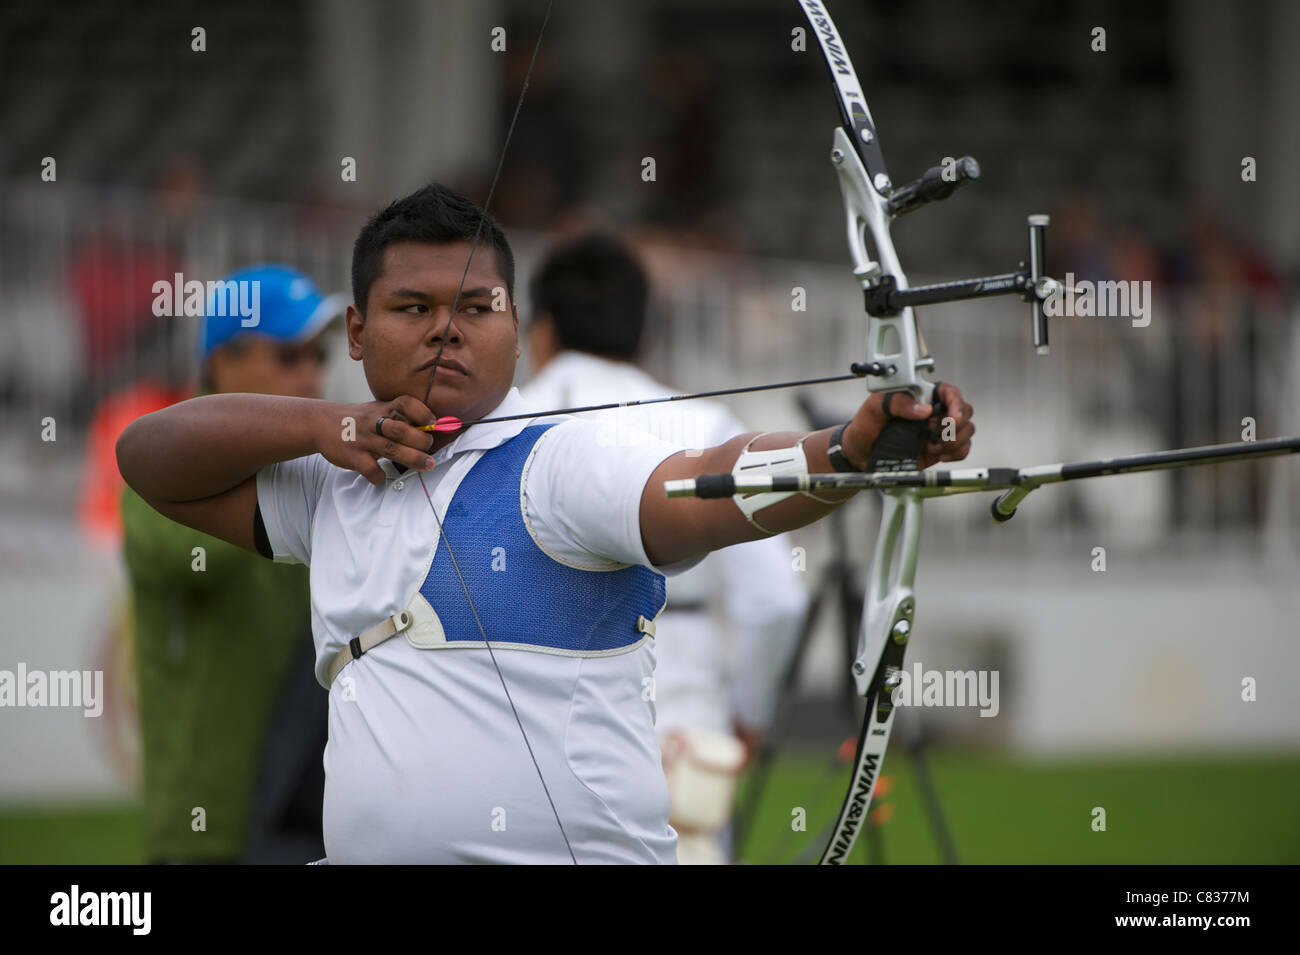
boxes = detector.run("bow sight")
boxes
[824,92,1057,394]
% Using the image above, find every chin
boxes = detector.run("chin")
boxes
[420,379,472,412]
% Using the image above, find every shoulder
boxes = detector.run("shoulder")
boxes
[517,416,687,571]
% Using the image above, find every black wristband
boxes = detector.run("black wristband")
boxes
[827,422,861,472]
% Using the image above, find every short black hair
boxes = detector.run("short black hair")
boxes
[529,233,648,359]
[351,181,515,316]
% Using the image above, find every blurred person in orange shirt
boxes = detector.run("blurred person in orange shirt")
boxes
[120,265,342,862]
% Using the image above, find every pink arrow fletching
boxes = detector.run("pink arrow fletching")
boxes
[419,416,464,433]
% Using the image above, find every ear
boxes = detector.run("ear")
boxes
[345,304,365,361]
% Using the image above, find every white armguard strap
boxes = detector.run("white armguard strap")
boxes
[732,434,838,534]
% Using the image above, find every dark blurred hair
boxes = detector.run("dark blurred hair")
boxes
[351,182,515,315]
[530,233,648,359]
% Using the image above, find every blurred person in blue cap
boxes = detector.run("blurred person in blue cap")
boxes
[121,264,343,863]
[198,264,345,398]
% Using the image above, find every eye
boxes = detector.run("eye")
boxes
[401,303,428,314]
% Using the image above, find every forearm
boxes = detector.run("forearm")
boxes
[715,427,858,535]
[750,424,858,515]
[643,427,861,565]
[117,393,330,504]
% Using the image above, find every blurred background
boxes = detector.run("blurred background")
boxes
[1,0,1297,863]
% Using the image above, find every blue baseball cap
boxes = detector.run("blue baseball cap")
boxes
[198,264,345,363]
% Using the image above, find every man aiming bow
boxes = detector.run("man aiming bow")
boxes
[116,181,974,864]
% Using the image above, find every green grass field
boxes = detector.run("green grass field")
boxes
[2,750,1297,864]
[734,750,1300,864]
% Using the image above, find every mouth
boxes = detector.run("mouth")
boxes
[416,356,469,378]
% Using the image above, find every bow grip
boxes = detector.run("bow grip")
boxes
[866,386,944,472]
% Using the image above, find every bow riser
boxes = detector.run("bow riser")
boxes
[830,126,934,401]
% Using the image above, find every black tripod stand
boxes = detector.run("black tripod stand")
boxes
[731,395,960,865]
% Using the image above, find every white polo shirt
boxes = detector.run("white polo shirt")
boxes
[256,387,698,863]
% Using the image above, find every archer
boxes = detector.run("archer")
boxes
[116,181,974,864]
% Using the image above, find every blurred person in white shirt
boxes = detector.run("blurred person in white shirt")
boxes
[522,233,807,864]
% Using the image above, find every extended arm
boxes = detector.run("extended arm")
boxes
[640,383,973,566]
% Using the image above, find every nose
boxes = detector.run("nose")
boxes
[427,309,463,346]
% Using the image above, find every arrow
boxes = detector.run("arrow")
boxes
[418,370,868,432]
